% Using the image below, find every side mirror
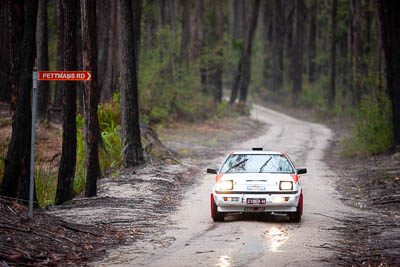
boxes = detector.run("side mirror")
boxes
[297,168,307,175]
[207,168,218,174]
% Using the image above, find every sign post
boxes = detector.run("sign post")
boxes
[29,70,91,219]
[29,69,37,219]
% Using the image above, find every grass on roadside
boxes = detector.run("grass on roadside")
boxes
[342,92,393,157]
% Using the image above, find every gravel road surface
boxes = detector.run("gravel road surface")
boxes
[95,105,355,267]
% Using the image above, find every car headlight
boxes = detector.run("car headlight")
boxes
[279,181,293,190]
[218,180,233,191]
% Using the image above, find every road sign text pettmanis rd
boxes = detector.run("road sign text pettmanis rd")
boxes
[38,71,91,81]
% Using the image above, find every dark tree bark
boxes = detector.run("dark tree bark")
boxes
[290,0,306,102]
[261,0,272,89]
[55,0,78,205]
[349,0,365,105]
[376,0,400,151]
[54,0,64,109]
[308,0,317,83]
[76,2,84,116]
[285,5,295,59]
[8,0,24,118]
[180,0,191,64]
[132,0,142,71]
[36,0,50,122]
[209,0,223,103]
[190,0,203,62]
[144,0,157,50]
[1,0,38,204]
[271,0,284,93]
[160,0,173,28]
[96,0,109,98]
[191,0,206,93]
[232,0,247,41]
[230,0,261,104]
[328,0,337,108]
[364,0,372,56]
[100,0,117,101]
[118,0,144,167]
[81,0,100,197]
[375,1,385,90]
[0,1,10,102]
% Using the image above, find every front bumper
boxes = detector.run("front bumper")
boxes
[213,190,301,213]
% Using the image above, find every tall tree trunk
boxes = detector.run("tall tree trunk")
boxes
[54,0,64,109]
[328,0,337,108]
[376,0,400,151]
[81,0,100,197]
[132,0,142,72]
[160,0,173,28]
[349,0,364,105]
[290,0,306,103]
[285,5,295,59]
[347,2,355,106]
[375,2,385,90]
[145,0,157,50]
[36,0,50,123]
[97,0,110,98]
[8,0,24,119]
[232,0,247,41]
[55,0,78,205]
[190,0,203,62]
[1,0,38,203]
[118,0,144,167]
[230,0,261,104]
[308,0,317,83]
[271,0,284,93]
[193,0,206,93]
[0,0,10,102]
[261,0,272,90]
[100,0,117,101]
[180,0,191,64]
[364,0,372,56]
[209,0,223,103]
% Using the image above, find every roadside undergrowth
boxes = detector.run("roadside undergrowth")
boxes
[341,92,393,157]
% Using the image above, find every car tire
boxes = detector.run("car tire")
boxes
[211,194,224,222]
[289,193,303,223]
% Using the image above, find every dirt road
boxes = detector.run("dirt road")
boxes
[95,105,355,267]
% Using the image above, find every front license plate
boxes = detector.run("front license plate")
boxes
[246,198,266,205]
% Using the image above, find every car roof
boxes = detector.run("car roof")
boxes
[229,151,284,155]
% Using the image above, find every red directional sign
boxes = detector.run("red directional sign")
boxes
[38,71,91,81]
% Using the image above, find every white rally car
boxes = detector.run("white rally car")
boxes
[207,148,306,222]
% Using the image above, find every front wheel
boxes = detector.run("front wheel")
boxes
[211,194,224,222]
[289,193,303,223]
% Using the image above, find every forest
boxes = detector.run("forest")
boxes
[0,0,399,207]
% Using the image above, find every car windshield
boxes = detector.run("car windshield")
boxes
[220,154,294,174]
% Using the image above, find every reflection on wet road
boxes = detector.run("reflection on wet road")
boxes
[267,225,289,252]
[217,255,232,267]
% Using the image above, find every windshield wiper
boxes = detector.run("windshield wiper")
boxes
[225,158,249,173]
[259,157,272,173]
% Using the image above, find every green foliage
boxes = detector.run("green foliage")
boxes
[34,160,57,208]
[99,124,122,172]
[74,114,86,196]
[139,27,213,124]
[72,96,124,197]
[97,95,123,173]
[343,92,393,157]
